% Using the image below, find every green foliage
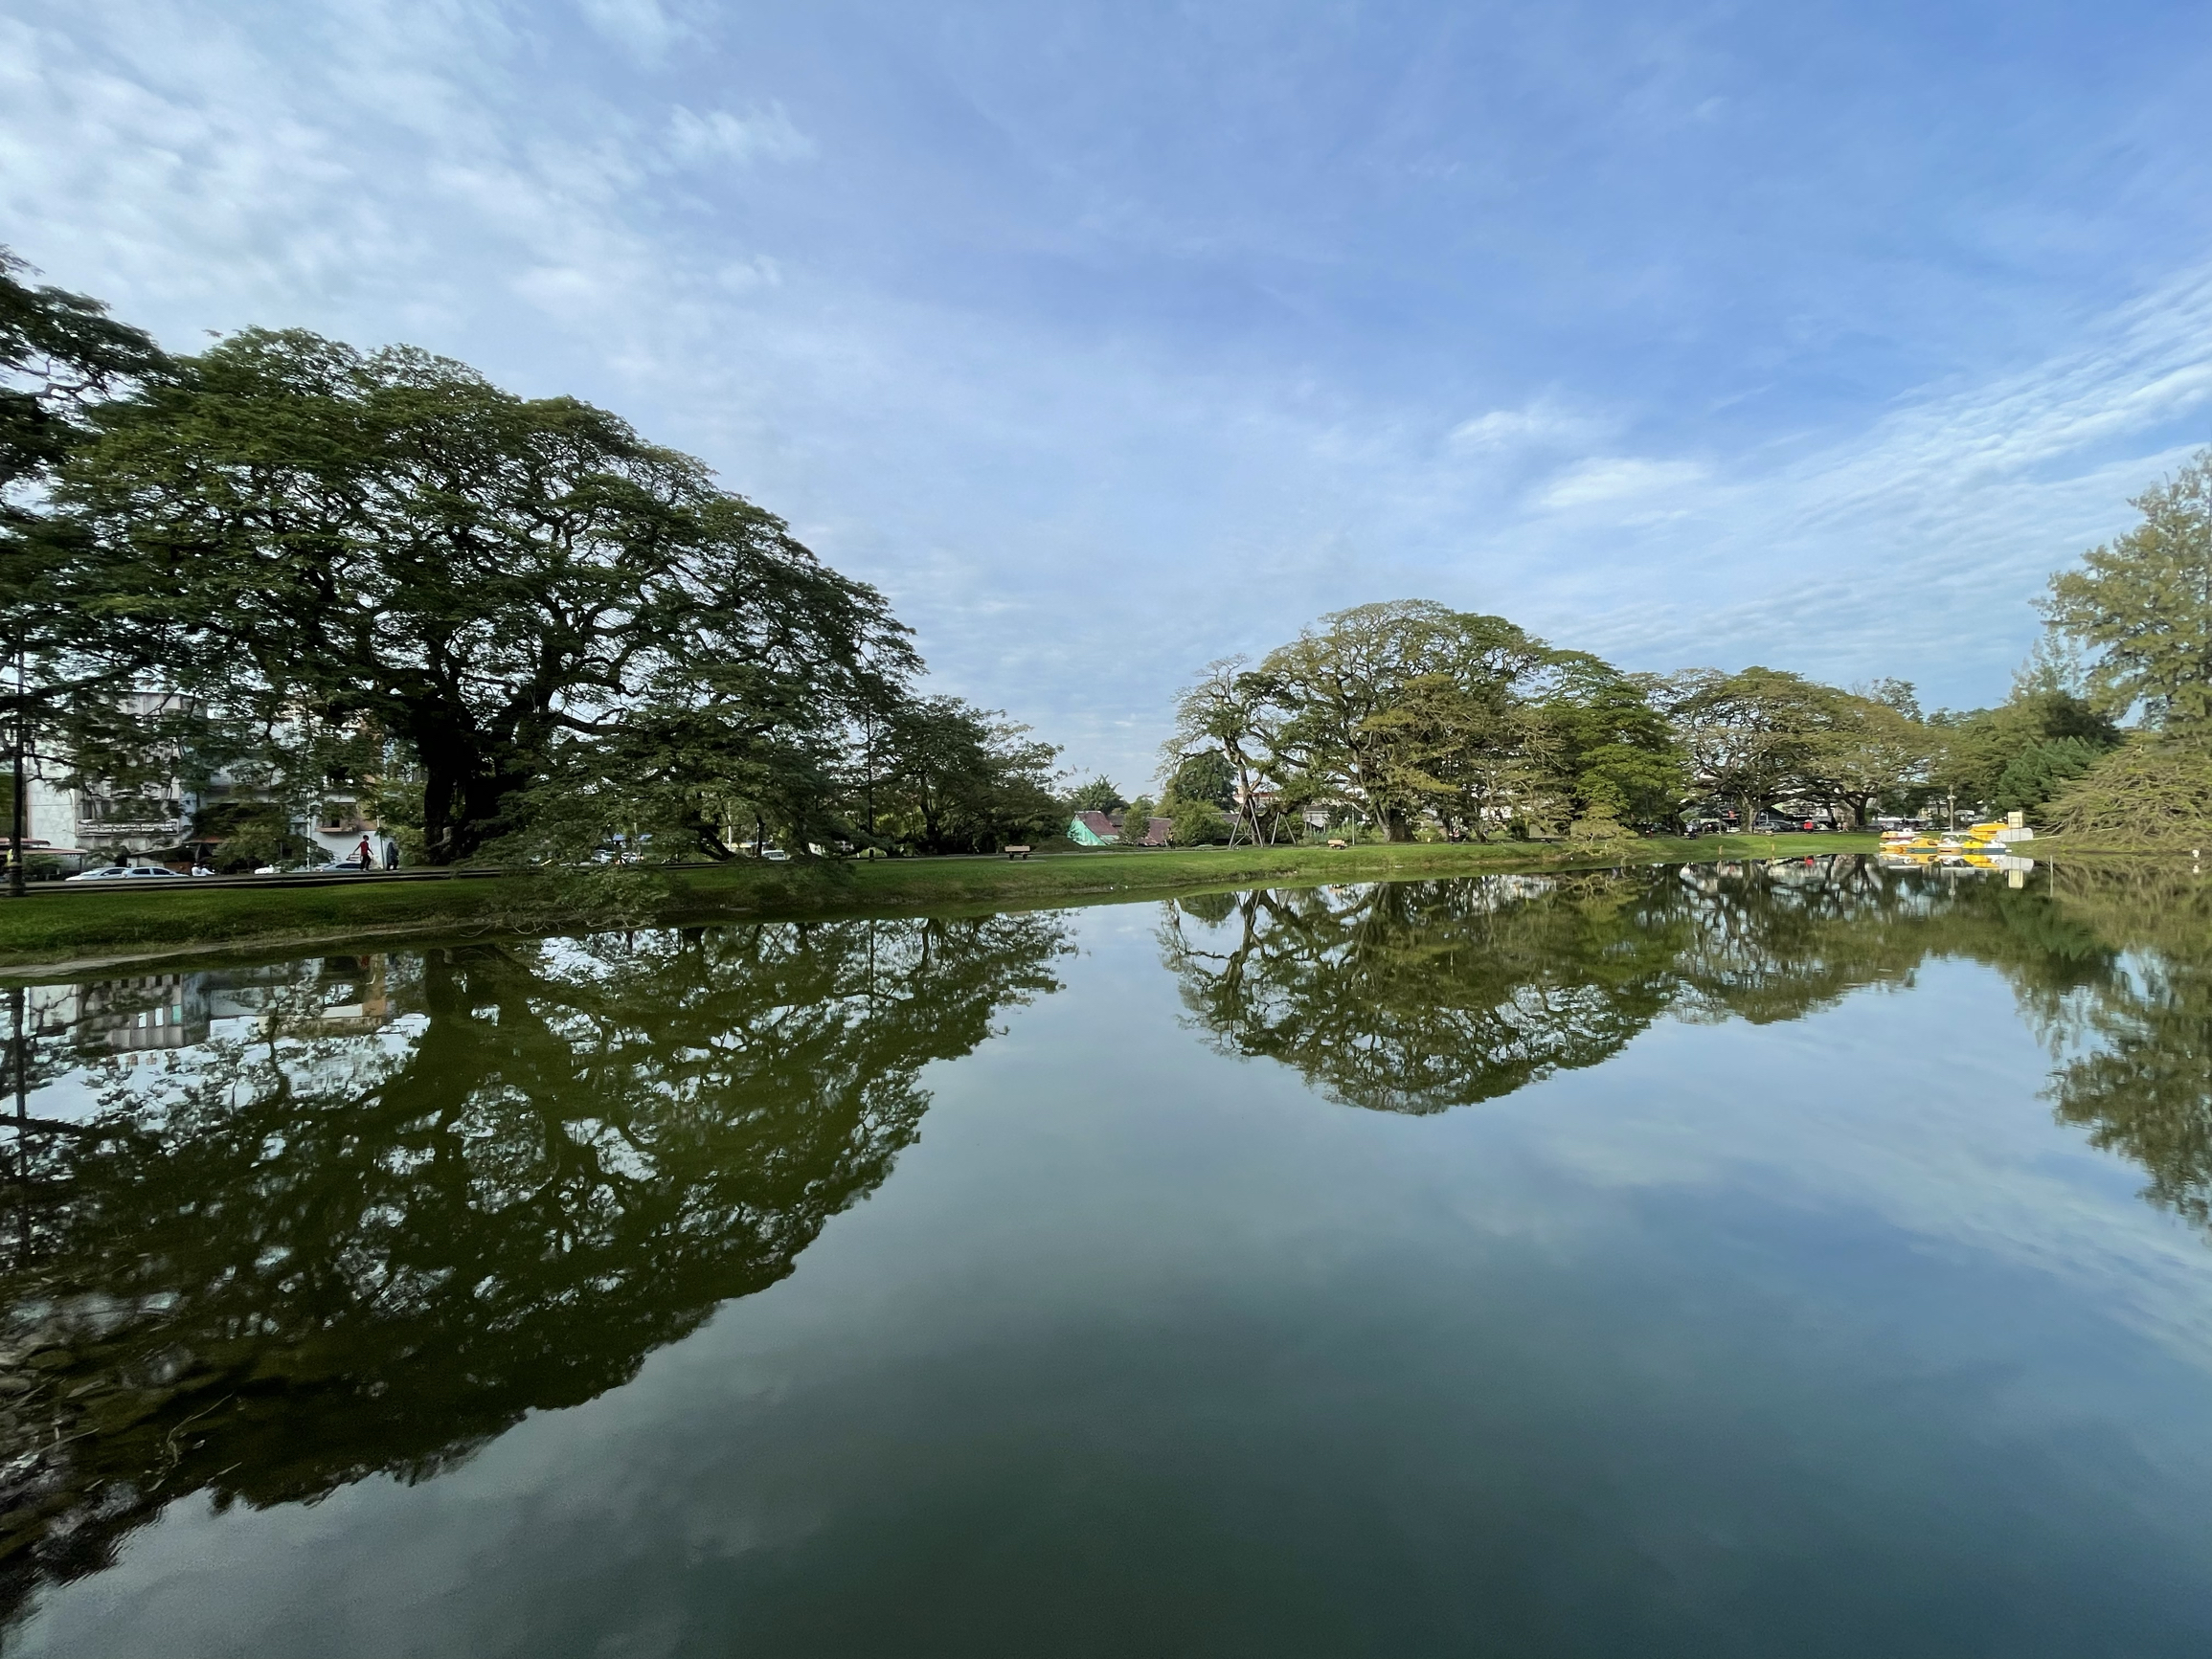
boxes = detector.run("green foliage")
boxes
[1542,661,1686,826]
[2043,739,2212,848]
[1,246,170,500]
[1661,668,1940,829]
[2043,449,2212,731]
[1118,794,1158,845]
[192,799,320,873]
[1166,796,1230,846]
[1803,691,1940,826]
[1932,688,2121,815]
[59,327,915,864]
[2,248,173,889]
[1253,601,1569,842]
[1166,749,1237,809]
[1178,607,1685,846]
[1067,774,1126,813]
[1663,666,1831,828]
[1566,810,1634,852]
[1161,659,1275,842]
[1992,737,2100,818]
[865,696,1062,855]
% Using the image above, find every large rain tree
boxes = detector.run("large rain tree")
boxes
[1664,666,1835,831]
[1253,600,1560,841]
[61,328,914,863]
[1801,684,1937,828]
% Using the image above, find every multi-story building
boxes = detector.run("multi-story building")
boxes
[14,690,392,868]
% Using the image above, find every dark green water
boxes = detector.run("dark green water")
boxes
[3,857,2210,1656]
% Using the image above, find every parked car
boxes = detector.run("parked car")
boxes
[65,863,186,882]
[759,847,792,862]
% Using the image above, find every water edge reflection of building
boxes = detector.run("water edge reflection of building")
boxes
[19,957,398,1065]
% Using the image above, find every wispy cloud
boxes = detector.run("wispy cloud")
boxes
[1521,266,2212,687]
[666,104,813,168]
[576,0,685,65]
[1448,402,1608,453]
[1535,456,1707,510]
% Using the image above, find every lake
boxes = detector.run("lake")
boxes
[3,856,2209,1656]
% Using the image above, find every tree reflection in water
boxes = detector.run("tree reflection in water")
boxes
[1162,872,1686,1114]
[2039,862,2212,1229]
[2,856,2207,1625]
[0,913,1071,1618]
[1163,856,2211,1231]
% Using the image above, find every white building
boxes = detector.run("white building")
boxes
[16,689,392,868]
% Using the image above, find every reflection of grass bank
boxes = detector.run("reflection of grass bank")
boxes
[0,833,1874,975]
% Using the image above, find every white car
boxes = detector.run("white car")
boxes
[65,863,185,882]
[759,847,792,862]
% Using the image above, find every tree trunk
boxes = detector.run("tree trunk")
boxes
[453,767,519,863]
[420,756,462,864]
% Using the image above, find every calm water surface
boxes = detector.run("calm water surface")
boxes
[3,857,2210,1656]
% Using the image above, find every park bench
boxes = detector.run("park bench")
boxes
[1004,844,1031,860]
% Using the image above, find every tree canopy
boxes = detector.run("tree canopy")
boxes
[1160,602,1675,845]
[1,249,172,890]
[59,329,918,863]
[2044,450,2212,733]
[867,695,1062,854]
[7,269,1066,871]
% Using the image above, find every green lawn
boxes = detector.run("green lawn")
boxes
[0,834,1876,975]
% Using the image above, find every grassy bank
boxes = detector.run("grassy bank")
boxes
[0,834,1876,975]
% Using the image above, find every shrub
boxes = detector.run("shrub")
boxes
[2043,740,2212,848]
[1167,798,1229,845]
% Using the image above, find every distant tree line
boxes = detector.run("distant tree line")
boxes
[1,251,1065,882]
[1148,450,2212,848]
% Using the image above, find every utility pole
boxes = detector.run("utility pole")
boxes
[8,645,26,901]
[863,711,877,841]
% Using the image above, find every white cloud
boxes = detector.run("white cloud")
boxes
[1526,268,2212,682]
[1447,401,1606,452]
[576,0,684,64]
[1535,455,1707,509]
[666,104,814,169]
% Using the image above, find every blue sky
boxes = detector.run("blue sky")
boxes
[4,1,2208,786]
